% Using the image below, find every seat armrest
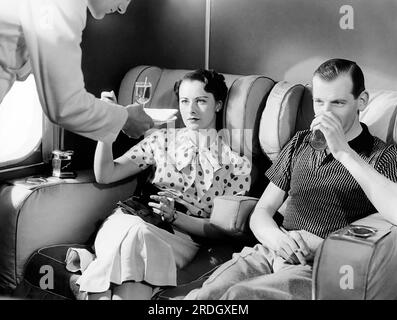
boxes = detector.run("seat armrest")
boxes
[312,213,397,300]
[209,195,259,238]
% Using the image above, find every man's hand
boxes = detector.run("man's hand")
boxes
[264,227,310,265]
[101,90,118,104]
[122,103,154,139]
[310,111,352,160]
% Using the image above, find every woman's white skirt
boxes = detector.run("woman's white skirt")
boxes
[77,209,200,293]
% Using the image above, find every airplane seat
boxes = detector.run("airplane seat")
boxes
[0,66,275,299]
[258,80,397,300]
[258,80,313,162]
[117,65,275,198]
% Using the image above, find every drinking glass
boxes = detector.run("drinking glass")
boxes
[309,129,327,151]
[134,81,152,106]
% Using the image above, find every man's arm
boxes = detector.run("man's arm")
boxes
[312,111,397,225]
[20,0,152,142]
[338,151,397,225]
[249,182,285,243]
[19,0,127,143]
[249,182,310,264]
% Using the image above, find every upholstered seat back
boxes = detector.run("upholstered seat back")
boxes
[360,90,397,145]
[258,81,314,161]
[118,65,276,196]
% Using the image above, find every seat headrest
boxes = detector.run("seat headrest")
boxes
[360,90,397,145]
[259,81,314,161]
[118,66,189,128]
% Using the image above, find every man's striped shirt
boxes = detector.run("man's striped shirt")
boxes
[266,123,397,239]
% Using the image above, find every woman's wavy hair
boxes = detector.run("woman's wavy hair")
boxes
[174,69,228,130]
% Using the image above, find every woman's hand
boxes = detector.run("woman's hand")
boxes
[156,191,204,216]
[152,191,226,239]
[148,195,177,223]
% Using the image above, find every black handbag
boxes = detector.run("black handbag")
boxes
[117,195,174,234]
[86,169,174,247]
[117,167,174,233]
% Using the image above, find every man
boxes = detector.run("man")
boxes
[185,58,397,300]
[0,0,153,143]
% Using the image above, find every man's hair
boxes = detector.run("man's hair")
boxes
[313,59,365,98]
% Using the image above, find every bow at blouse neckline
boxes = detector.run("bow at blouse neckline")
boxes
[174,129,223,198]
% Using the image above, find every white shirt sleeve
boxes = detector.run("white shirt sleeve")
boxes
[18,0,127,143]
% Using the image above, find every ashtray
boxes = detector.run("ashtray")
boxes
[347,225,377,238]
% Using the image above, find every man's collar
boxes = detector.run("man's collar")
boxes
[347,123,374,156]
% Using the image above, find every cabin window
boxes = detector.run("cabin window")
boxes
[0,74,43,170]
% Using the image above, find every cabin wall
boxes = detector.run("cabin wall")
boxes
[68,0,397,169]
[210,0,397,89]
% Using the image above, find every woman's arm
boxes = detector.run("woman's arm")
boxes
[173,213,226,239]
[148,194,226,239]
[94,125,158,183]
[94,141,143,184]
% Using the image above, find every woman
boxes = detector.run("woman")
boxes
[76,69,252,300]
[0,0,152,141]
